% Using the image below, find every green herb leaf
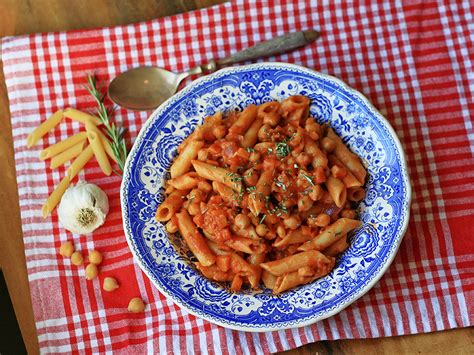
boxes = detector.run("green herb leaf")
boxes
[301,173,315,186]
[276,141,291,158]
[259,214,266,224]
[84,73,128,175]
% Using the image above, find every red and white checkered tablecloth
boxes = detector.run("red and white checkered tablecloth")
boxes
[1,0,473,353]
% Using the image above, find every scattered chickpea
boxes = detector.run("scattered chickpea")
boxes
[321,137,336,153]
[212,125,227,139]
[128,297,146,313]
[315,213,331,227]
[103,277,119,292]
[276,224,286,239]
[309,185,324,201]
[197,180,212,193]
[187,201,201,216]
[296,152,311,166]
[341,209,356,219]
[88,250,103,265]
[297,195,313,212]
[70,251,83,266]
[283,215,301,230]
[234,214,250,230]
[59,241,75,258]
[85,263,99,280]
[256,224,268,237]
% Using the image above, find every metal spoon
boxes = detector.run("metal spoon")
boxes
[108,30,320,111]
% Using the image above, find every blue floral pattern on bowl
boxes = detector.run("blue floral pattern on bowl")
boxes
[120,63,411,332]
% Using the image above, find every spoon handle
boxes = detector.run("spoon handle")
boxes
[217,29,319,66]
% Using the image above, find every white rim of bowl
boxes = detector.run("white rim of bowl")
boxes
[120,62,412,332]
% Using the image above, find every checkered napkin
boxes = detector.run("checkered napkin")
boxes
[2,0,473,353]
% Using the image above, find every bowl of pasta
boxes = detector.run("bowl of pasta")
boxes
[120,62,411,331]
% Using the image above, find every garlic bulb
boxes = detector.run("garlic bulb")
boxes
[58,181,109,234]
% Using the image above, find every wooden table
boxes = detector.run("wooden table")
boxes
[0,1,471,354]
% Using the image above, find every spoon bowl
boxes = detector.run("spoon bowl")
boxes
[108,67,188,110]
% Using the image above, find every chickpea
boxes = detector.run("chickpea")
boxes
[103,277,119,292]
[187,202,201,216]
[315,213,331,227]
[59,241,74,257]
[297,195,313,212]
[331,165,347,179]
[307,216,318,228]
[276,224,286,239]
[258,124,272,142]
[212,125,227,139]
[283,215,301,230]
[128,297,146,313]
[165,219,178,233]
[70,251,83,266]
[341,209,356,219]
[312,155,328,169]
[296,152,311,166]
[256,224,268,237]
[88,250,103,265]
[321,137,336,153]
[197,149,209,161]
[197,180,212,193]
[234,213,251,230]
[85,263,99,280]
[309,185,324,201]
[263,113,280,127]
[189,188,205,203]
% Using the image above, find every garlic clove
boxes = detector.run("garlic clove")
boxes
[58,181,109,234]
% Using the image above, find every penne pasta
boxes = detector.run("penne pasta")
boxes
[155,189,188,222]
[327,128,366,184]
[176,209,216,267]
[326,175,347,208]
[39,131,87,160]
[242,117,264,148]
[298,218,361,252]
[85,119,112,176]
[96,129,118,163]
[63,108,101,126]
[260,250,331,276]
[66,144,94,181]
[192,160,242,192]
[170,140,204,178]
[41,175,70,218]
[50,141,85,169]
[324,235,349,256]
[27,110,64,148]
[156,96,366,293]
[228,104,257,136]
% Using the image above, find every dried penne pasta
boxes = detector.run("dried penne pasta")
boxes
[63,108,101,126]
[27,110,64,148]
[85,119,112,176]
[39,131,87,160]
[50,141,85,169]
[96,129,118,163]
[66,145,94,181]
[156,96,367,293]
[41,175,70,218]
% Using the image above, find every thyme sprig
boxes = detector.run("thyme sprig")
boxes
[85,73,128,175]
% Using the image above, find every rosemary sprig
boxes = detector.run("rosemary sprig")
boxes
[84,73,128,175]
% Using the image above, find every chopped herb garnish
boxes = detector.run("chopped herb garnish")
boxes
[276,141,291,158]
[246,186,256,192]
[246,147,255,152]
[301,173,315,186]
[275,180,287,191]
[259,214,266,224]
[267,147,273,154]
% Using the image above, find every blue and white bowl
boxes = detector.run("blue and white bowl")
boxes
[120,63,411,331]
